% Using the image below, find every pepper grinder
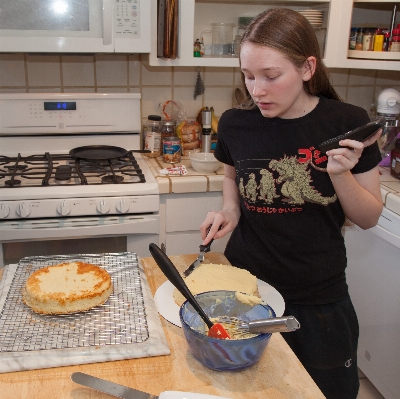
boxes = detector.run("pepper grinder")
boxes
[201,107,212,153]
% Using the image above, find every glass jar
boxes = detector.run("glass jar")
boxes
[160,119,177,148]
[144,115,162,158]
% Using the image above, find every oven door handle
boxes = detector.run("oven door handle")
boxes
[0,215,159,241]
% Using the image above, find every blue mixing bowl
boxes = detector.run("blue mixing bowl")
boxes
[179,290,275,371]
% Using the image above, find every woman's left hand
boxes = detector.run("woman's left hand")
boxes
[326,129,382,176]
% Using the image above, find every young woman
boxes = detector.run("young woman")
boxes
[200,8,383,399]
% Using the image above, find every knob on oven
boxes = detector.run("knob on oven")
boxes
[96,199,110,214]
[0,204,10,218]
[57,200,72,216]
[16,202,31,218]
[116,198,130,213]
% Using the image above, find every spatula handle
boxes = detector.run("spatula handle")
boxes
[149,243,214,329]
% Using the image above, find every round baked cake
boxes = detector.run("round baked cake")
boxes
[22,261,113,314]
[173,263,259,306]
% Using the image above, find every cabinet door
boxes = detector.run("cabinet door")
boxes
[328,0,400,70]
[164,192,223,232]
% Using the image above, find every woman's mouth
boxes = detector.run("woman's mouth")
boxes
[257,102,272,110]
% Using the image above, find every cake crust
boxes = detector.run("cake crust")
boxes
[173,263,259,306]
[22,261,113,314]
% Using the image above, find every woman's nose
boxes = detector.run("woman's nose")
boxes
[252,80,265,97]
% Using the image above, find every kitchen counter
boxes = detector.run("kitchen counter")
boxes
[0,253,325,399]
[379,166,400,216]
[144,157,400,217]
[145,155,224,194]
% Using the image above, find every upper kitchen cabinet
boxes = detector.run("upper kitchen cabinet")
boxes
[0,0,151,53]
[146,0,333,67]
[325,0,400,70]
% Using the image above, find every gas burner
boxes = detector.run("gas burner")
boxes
[5,179,21,187]
[5,165,28,171]
[54,165,72,185]
[101,175,124,184]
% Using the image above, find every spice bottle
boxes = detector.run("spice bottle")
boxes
[355,28,363,50]
[373,28,384,51]
[194,39,201,57]
[383,31,391,51]
[144,115,162,158]
[349,27,357,50]
[391,29,400,52]
[362,29,373,50]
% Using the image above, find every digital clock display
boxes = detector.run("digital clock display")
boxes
[44,102,76,111]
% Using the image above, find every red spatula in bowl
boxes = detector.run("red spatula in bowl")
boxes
[149,243,230,339]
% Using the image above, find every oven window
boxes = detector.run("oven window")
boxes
[3,237,126,265]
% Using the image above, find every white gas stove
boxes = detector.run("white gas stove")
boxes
[0,93,160,266]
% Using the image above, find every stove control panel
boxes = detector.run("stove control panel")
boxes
[0,195,159,219]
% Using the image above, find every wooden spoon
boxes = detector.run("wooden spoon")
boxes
[149,243,231,339]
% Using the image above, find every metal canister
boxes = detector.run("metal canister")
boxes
[163,136,181,163]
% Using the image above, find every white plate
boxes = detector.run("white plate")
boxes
[154,279,285,327]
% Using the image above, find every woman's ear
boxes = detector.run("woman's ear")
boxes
[302,56,317,82]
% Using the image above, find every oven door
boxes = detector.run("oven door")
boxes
[0,214,159,267]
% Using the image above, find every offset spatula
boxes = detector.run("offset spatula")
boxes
[183,225,219,277]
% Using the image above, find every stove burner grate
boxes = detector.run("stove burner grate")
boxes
[0,151,147,188]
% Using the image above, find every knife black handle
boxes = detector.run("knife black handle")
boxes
[149,243,214,329]
[199,224,222,253]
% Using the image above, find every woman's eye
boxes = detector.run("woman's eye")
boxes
[266,75,278,80]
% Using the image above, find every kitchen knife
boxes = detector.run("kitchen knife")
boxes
[182,225,219,277]
[71,372,231,399]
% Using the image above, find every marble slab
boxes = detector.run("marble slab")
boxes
[0,254,170,373]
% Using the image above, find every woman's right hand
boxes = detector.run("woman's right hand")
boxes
[200,208,240,245]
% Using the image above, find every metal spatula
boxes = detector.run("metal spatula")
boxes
[183,225,219,277]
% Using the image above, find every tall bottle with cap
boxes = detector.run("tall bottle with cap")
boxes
[201,107,212,153]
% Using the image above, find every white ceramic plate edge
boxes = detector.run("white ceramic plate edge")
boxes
[154,279,285,327]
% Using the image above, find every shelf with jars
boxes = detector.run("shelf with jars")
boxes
[146,0,331,67]
[326,0,400,70]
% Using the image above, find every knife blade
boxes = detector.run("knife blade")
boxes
[71,372,231,399]
[182,225,219,277]
[71,372,156,399]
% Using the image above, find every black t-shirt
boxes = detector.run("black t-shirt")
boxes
[214,96,381,304]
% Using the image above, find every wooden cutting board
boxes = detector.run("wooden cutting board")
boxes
[0,254,325,399]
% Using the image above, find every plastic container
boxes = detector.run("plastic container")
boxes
[211,23,235,56]
[179,290,275,371]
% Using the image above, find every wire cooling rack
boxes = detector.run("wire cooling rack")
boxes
[0,253,149,352]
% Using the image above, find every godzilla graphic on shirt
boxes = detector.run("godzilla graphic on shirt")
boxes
[238,153,337,206]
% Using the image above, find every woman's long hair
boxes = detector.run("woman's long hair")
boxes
[238,8,341,109]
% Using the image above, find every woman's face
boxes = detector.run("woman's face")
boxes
[240,43,314,119]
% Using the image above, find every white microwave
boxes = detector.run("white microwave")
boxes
[0,0,150,53]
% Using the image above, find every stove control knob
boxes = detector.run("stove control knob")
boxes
[57,200,72,216]
[97,199,110,214]
[116,198,130,213]
[16,202,31,218]
[0,204,10,219]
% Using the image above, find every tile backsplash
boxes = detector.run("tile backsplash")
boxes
[0,53,399,121]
